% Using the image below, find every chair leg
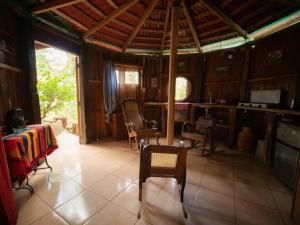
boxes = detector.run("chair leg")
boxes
[201,141,206,156]
[138,187,142,219]
[129,137,132,148]
[181,171,187,218]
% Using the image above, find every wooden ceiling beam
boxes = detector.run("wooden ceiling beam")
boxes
[106,0,118,9]
[182,0,201,53]
[161,3,171,53]
[83,0,139,39]
[122,0,160,51]
[105,0,141,22]
[131,42,161,47]
[86,37,122,52]
[268,0,300,8]
[53,5,129,43]
[82,2,134,30]
[70,5,131,36]
[32,0,84,14]
[95,32,124,45]
[199,0,250,39]
[196,19,220,30]
[230,0,256,17]
[193,11,212,21]
[140,28,163,33]
[239,4,273,24]
[52,9,88,31]
[135,36,161,41]
[84,1,106,17]
[152,9,166,14]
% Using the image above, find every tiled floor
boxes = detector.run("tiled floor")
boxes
[15,132,293,225]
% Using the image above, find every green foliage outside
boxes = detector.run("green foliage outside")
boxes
[175,77,188,101]
[36,49,77,122]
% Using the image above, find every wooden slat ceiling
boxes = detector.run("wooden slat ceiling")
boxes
[31,0,298,53]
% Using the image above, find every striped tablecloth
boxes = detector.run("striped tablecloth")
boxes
[3,124,58,185]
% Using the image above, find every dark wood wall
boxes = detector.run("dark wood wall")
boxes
[204,48,246,104]
[0,1,39,131]
[203,24,300,106]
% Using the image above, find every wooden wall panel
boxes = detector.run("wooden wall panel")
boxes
[160,54,203,103]
[82,45,107,142]
[0,1,38,130]
[251,25,300,79]
[203,48,246,104]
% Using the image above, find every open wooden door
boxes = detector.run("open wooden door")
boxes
[75,56,84,144]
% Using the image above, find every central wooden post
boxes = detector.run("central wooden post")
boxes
[167,1,180,145]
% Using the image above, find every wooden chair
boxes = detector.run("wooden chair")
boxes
[138,140,187,219]
[122,99,159,149]
[181,117,215,155]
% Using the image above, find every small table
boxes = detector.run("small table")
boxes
[3,124,58,193]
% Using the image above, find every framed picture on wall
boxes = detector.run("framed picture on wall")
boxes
[177,61,186,73]
[151,77,158,88]
[0,30,15,54]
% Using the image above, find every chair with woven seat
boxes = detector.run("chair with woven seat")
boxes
[138,140,187,219]
[181,117,215,156]
[122,99,159,149]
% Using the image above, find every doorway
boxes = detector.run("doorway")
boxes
[34,41,82,143]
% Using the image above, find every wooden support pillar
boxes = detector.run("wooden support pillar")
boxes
[167,1,180,145]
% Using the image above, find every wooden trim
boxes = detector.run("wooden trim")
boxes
[32,0,84,14]
[161,3,171,53]
[0,63,22,73]
[182,0,201,53]
[204,80,241,85]
[122,0,159,51]
[114,63,143,69]
[200,0,250,39]
[52,9,88,31]
[85,38,122,52]
[248,74,298,82]
[83,0,139,39]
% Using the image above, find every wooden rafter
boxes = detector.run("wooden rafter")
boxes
[161,3,170,53]
[106,0,118,9]
[32,0,84,14]
[82,2,134,30]
[83,0,139,39]
[182,0,201,52]
[122,0,160,51]
[105,0,141,22]
[196,19,220,30]
[84,1,106,17]
[230,0,256,17]
[199,0,250,39]
[269,0,300,8]
[52,9,88,31]
[52,8,126,46]
[86,38,122,52]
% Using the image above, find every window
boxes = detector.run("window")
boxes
[115,68,139,85]
[125,70,139,84]
[175,77,192,101]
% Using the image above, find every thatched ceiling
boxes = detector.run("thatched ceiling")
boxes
[30,0,299,53]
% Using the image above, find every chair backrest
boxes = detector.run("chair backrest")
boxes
[195,117,215,134]
[122,99,144,129]
[139,141,187,184]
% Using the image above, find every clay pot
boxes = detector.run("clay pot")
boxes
[238,127,256,153]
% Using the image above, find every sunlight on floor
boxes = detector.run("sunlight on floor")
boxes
[14,134,293,225]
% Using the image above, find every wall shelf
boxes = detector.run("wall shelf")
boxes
[0,63,22,73]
